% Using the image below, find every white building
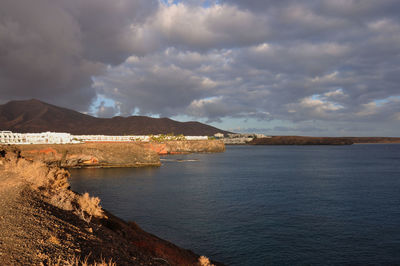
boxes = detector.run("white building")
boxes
[73,135,151,142]
[214,133,224,139]
[0,131,72,144]
[0,131,210,144]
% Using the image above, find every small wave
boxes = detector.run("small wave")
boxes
[160,159,199,162]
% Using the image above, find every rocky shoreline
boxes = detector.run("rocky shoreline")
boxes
[14,140,225,168]
[16,143,161,168]
[140,140,225,155]
[0,144,224,265]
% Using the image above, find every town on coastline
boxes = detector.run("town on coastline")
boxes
[0,130,268,145]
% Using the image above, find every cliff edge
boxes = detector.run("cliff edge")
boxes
[0,146,219,265]
[16,143,161,168]
[140,140,226,155]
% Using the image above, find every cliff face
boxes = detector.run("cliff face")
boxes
[16,143,161,168]
[0,146,217,265]
[140,140,226,155]
[14,140,225,167]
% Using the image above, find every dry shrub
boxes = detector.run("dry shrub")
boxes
[49,190,76,211]
[3,151,70,193]
[76,192,105,222]
[5,156,49,185]
[48,235,61,246]
[42,168,71,192]
[198,256,215,266]
[2,149,105,221]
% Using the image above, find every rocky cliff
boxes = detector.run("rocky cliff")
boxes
[13,140,225,168]
[16,143,161,168]
[140,140,226,155]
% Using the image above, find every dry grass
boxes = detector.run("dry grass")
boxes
[48,235,61,246]
[2,148,106,222]
[63,256,116,266]
[75,192,105,222]
[198,256,215,266]
[42,255,116,266]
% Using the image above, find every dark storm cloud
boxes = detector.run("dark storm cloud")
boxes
[0,0,157,111]
[94,0,400,135]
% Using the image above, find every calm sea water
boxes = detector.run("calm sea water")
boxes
[70,145,400,265]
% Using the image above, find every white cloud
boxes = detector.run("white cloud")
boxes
[324,89,346,98]
[127,2,270,53]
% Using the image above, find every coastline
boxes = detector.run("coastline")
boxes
[0,145,222,265]
[13,140,224,168]
[232,136,400,145]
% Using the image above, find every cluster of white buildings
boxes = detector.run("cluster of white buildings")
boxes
[73,135,150,142]
[0,131,209,145]
[0,131,74,144]
[73,135,207,142]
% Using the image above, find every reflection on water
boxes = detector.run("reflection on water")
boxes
[70,145,400,265]
[71,167,160,180]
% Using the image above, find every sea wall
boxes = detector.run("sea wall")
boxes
[15,143,161,168]
[140,140,226,155]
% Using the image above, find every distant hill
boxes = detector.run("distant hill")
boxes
[0,99,230,136]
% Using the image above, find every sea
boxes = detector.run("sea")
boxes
[70,144,400,265]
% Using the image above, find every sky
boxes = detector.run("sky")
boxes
[1,0,400,136]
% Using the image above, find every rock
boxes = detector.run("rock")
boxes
[140,140,225,155]
[16,143,161,168]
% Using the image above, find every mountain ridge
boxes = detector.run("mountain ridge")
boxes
[0,99,230,136]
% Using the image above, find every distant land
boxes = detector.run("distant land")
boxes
[249,136,400,145]
[0,99,230,136]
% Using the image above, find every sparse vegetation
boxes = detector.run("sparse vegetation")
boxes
[149,133,186,142]
[45,255,116,266]
[198,256,215,266]
[75,192,105,223]
[1,146,219,265]
[2,148,105,222]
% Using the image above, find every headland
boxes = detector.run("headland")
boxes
[13,140,225,168]
[248,136,400,145]
[0,145,221,265]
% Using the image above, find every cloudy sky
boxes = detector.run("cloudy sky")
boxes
[1,0,400,136]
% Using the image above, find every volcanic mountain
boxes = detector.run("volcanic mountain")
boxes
[0,99,229,136]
